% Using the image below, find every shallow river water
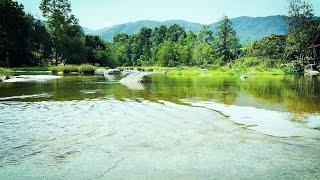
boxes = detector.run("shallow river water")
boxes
[0,74,320,179]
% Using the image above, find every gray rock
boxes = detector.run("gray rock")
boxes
[105,69,121,76]
[305,70,320,76]
[120,72,152,90]
[240,75,249,80]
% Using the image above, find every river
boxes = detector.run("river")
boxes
[0,74,319,179]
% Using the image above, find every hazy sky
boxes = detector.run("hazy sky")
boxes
[17,0,320,30]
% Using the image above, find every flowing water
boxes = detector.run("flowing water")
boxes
[0,73,320,179]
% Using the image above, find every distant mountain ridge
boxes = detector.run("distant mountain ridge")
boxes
[84,16,288,42]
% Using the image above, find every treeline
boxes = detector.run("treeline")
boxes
[0,0,319,70]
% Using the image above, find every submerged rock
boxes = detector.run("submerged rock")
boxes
[183,99,320,139]
[3,75,61,83]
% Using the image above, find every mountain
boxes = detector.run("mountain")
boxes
[84,16,288,42]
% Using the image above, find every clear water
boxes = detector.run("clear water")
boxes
[0,74,320,179]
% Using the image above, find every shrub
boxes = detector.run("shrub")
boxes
[0,67,13,75]
[12,66,49,71]
[49,65,79,73]
[283,61,303,74]
[79,64,97,74]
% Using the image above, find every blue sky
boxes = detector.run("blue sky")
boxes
[17,0,320,30]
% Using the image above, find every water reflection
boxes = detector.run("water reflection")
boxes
[0,74,319,114]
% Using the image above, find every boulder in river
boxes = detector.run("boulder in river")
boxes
[304,70,320,76]
[240,75,249,80]
[120,72,152,90]
[105,69,121,76]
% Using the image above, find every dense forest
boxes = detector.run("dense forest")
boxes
[0,0,319,72]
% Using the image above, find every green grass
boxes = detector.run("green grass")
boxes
[79,64,97,74]
[49,64,98,74]
[49,65,80,73]
[117,66,174,72]
[166,57,286,76]
[12,66,49,72]
[0,67,13,75]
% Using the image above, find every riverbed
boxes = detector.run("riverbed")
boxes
[0,74,319,179]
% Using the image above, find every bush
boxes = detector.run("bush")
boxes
[12,66,49,71]
[200,64,210,69]
[49,65,79,73]
[0,67,13,75]
[79,64,97,74]
[283,61,303,74]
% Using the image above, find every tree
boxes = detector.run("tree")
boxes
[286,0,317,63]
[138,27,152,61]
[246,34,287,60]
[85,35,105,65]
[167,24,186,42]
[215,15,241,62]
[154,41,176,66]
[0,0,29,66]
[26,15,53,66]
[0,0,52,67]
[151,25,167,46]
[40,0,84,65]
[198,26,214,44]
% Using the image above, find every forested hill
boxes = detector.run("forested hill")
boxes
[85,15,288,42]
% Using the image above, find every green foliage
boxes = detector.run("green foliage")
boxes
[286,0,318,64]
[246,34,287,60]
[1,0,318,74]
[0,67,13,75]
[216,15,241,62]
[79,64,97,74]
[0,0,52,67]
[49,64,96,74]
[283,61,304,74]
[49,65,79,73]
[12,66,49,71]
[40,0,85,65]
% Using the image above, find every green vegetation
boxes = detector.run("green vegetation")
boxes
[0,67,13,75]
[0,0,319,75]
[79,64,97,74]
[166,57,285,76]
[12,67,50,72]
[49,64,97,74]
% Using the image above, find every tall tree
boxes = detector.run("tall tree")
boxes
[286,0,316,62]
[40,0,83,65]
[216,15,241,62]
[0,0,29,66]
[26,15,53,65]
[198,26,214,44]
[151,25,167,46]
[167,24,186,42]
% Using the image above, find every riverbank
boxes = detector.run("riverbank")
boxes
[0,57,317,77]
